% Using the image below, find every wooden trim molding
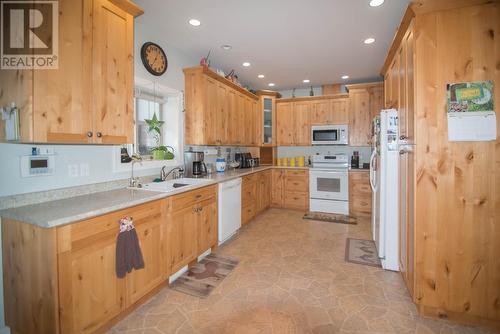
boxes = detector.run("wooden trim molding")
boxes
[345,82,384,92]
[380,5,416,75]
[277,93,349,103]
[256,90,282,98]
[109,0,144,17]
[183,66,259,100]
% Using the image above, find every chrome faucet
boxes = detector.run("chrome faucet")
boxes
[161,166,184,181]
[129,158,143,188]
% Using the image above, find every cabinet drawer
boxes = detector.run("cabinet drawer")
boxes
[242,173,258,184]
[285,177,308,192]
[284,191,308,211]
[69,199,163,247]
[349,171,369,181]
[285,170,308,178]
[242,204,255,225]
[170,185,217,212]
[351,182,371,195]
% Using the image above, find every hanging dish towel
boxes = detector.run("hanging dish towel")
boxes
[116,216,145,278]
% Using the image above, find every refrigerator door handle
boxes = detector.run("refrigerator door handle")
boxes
[369,150,377,191]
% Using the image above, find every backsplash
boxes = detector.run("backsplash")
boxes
[278,146,372,166]
[184,146,253,165]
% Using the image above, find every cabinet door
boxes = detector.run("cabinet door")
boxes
[348,90,371,146]
[276,102,294,145]
[243,97,254,146]
[252,99,260,146]
[58,230,125,334]
[330,98,349,124]
[126,213,166,305]
[92,0,134,144]
[369,85,384,123]
[271,169,284,207]
[33,0,93,143]
[293,101,311,145]
[167,206,198,274]
[236,93,246,145]
[311,99,331,124]
[216,83,229,145]
[203,77,218,145]
[197,199,218,254]
[226,89,237,145]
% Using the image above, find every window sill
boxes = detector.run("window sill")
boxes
[112,148,182,173]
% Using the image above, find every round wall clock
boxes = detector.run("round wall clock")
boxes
[140,42,168,76]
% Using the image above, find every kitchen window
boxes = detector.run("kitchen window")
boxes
[135,95,166,157]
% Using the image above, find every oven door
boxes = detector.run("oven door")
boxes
[309,169,348,201]
[311,128,339,145]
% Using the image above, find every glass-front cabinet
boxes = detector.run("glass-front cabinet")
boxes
[257,91,279,146]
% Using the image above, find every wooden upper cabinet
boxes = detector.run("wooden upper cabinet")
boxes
[183,66,259,146]
[30,0,141,144]
[276,102,294,145]
[293,101,311,146]
[92,0,135,144]
[33,0,93,143]
[311,97,349,125]
[346,82,383,146]
[311,99,331,124]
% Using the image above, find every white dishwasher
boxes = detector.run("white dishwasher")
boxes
[218,178,242,245]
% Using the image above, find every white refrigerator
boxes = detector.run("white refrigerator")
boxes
[370,109,399,271]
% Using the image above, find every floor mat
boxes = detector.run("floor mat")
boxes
[303,211,357,225]
[170,253,239,298]
[345,238,381,267]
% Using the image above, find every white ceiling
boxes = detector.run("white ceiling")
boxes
[135,0,410,90]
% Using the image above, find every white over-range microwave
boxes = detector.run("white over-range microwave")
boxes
[311,125,348,145]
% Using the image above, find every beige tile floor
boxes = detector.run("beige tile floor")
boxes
[110,209,492,334]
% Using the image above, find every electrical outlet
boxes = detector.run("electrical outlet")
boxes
[79,163,89,177]
[68,164,79,177]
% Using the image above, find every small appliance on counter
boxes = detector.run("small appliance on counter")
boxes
[235,152,252,168]
[184,150,207,177]
[350,151,360,169]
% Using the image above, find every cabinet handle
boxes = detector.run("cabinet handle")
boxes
[96,132,102,138]
[195,194,202,199]
[87,131,93,138]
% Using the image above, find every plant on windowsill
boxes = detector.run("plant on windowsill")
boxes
[145,113,175,160]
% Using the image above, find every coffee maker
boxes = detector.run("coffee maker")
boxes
[184,151,207,177]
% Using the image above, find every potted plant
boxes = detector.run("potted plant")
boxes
[145,113,168,160]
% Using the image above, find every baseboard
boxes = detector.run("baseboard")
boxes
[418,304,500,332]
[0,326,11,334]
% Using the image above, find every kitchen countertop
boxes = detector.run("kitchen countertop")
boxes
[0,166,274,228]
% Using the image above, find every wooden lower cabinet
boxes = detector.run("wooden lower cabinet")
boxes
[271,168,309,211]
[241,170,272,225]
[3,186,219,334]
[348,171,372,218]
[167,185,218,274]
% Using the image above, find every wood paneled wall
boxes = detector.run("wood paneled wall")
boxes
[414,3,500,327]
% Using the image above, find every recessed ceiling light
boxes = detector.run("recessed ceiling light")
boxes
[369,0,384,6]
[242,62,251,67]
[268,83,275,87]
[221,45,232,50]
[341,75,349,79]
[188,19,201,26]
[303,79,310,83]
[364,38,375,44]
[258,74,265,78]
